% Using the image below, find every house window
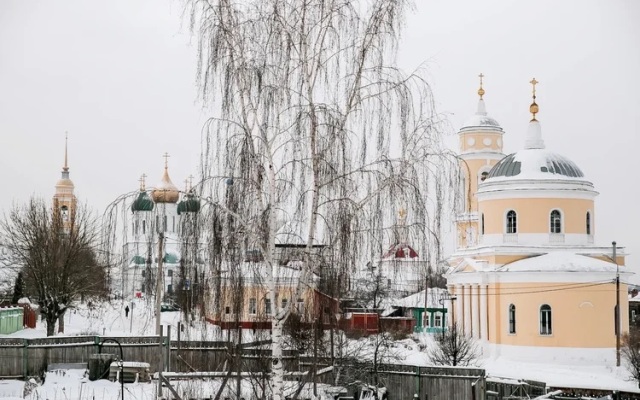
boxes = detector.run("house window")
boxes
[434,313,442,328]
[481,213,485,235]
[586,212,591,235]
[540,304,552,335]
[225,306,231,315]
[550,210,562,233]
[422,312,430,328]
[508,304,516,334]
[296,299,304,314]
[506,210,517,234]
[265,299,272,315]
[249,298,257,315]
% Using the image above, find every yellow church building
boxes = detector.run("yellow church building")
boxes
[445,76,631,366]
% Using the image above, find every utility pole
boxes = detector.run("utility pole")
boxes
[156,231,165,335]
[614,241,620,367]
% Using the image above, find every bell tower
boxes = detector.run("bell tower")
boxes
[53,133,77,233]
[456,74,505,248]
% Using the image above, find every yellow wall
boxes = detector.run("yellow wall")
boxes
[211,284,316,323]
[480,197,594,234]
[459,132,503,153]
[487,281,628,347]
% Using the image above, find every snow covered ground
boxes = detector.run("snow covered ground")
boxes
[0,299,639,398]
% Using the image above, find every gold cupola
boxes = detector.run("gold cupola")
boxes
[151,153,180,203]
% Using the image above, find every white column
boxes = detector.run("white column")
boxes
[471,284,480,339]
[480,284,488,341]
[464,284,472,337]
[455,284,464,329]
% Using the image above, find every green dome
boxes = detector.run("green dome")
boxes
[177,195,201,215]
[131,255,147,265]
[131,191,154,212]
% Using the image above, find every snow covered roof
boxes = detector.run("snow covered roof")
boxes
[486,148,586,182]
[391,288,449,309]
[498,252,618,273]
[459,99,503,132]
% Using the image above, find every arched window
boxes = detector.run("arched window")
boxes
[506,210,517,234]
[481,213,485,235]
[61,205,69,221]
[586,212,591,235]
[550,210,562,233]
[508,304,516,334]
[540,304,552,335]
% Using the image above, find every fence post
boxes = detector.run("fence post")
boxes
[166,325,171,372]
[415,366,421,399]
[22,339,28,379]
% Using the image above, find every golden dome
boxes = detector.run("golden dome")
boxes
[151,154,180,203]
[56,178,75,189]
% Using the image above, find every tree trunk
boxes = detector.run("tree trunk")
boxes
[58,309,66,334]
[46,315,56,336]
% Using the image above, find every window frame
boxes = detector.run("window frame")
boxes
[540,304,552,335]
[264,298,272,315]
[508,304,516,334]
[506,210,517,234]
[434,312,442,328]
[550,209,562,234]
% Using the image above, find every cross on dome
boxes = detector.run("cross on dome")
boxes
[163,152,171,169]
[478,73,485,100]
[139,173,147,191]
[529,78,539,121]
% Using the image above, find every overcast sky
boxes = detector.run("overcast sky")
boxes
[1,1,638,278]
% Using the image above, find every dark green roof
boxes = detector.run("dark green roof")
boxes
[131,191,154,212]
[177,196,201,215]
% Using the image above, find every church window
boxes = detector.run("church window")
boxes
[481,213,485,235]
[540,304,552,335]
[586,212,591,235]
[142,220,146,234]
[134,221,138,235]
[248,298,257,315]
[506,210,517,234]
[163,216,168,232]
[172,216,176,232]
[508,304,516,334]
[61,205,69,221]
[480,171,489,182]
[550,210,562,233]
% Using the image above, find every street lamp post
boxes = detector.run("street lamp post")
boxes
[613,241,620,367]
[439,290,457,338]
[99,338,125,400]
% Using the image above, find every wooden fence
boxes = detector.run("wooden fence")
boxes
[0,335,299,378]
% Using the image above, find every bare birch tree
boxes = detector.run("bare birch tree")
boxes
[0,198,107,336]
[185,1,458,398]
